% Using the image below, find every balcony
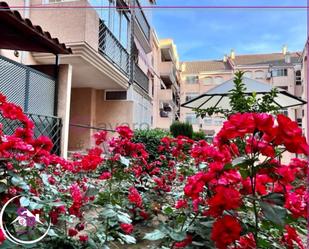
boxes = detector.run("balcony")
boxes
[134,64,149,93]
[133,0,151,53]
[99,20,130,75]
[160,61,179,89]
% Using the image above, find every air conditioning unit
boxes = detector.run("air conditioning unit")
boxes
[163,103,172,112]
[160,110,169,118]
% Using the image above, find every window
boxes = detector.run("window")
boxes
[105,91,127,100]
[278,109,288,116]
[185,113,198,124]
[204,117,212,126]
[255,70,264,79]
[243,71,253,78]
[214,76,224,84]
[296,70,302,85]
[186,76,198,84]
[201,77,213,85]
[297,118,302,128]
[213,118,224,126]
[185,92,199,102]
[278,86,288,91]
[272,68,288,77]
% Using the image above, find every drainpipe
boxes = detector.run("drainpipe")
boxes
[53,54,60,116]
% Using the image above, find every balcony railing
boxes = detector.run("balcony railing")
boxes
[0,112,62,155]
[135,0,151,40]
[98,20,130,75]
[134,64,149,93]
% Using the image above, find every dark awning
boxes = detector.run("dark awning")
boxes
[0,2,72,54]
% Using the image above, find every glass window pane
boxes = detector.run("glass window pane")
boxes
[202,77,213,84]
[121,15,128,48]
[113,10,121,40]
[214,76,223,84]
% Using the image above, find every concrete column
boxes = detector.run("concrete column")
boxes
[57,64,72,159]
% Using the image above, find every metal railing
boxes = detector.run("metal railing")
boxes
[134,63,149,93]
[0,55,56,116]
[135,0,151,40]
[98,19,130,75]
[0,113,62,155]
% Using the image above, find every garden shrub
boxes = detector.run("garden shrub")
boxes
[192,130,205,141]
[170,121,193,138]
[132,128,170,160]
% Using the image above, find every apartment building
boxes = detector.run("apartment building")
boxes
[0,1,73,157]
[5,0,156,151]
[152,38,180,129]
[180,46,305,139]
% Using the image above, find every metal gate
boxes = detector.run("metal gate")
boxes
[0,55,62,154]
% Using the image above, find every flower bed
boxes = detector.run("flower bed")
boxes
[0,93,307,249]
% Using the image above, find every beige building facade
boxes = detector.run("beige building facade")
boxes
[5,0,156,152]
[180,47,306,140]
[152,38,180,129]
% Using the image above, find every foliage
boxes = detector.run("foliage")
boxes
[192,131,205,141]
[170,121,193,139]
[0,93,307,249]
[132,128,170,160]
[195,71,279,119]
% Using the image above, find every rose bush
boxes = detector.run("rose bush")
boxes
[0,92,307,249]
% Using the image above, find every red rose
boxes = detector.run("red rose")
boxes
[0,229,5,244]
[68,228,78,237]
[211,215,242,249]
[79,235,88,242]
[174,234,192,248]
[120,223,134,234]
[128,187,143,207]
[207,186,241,217]
[99,171,112,180]
[94,131,108,145]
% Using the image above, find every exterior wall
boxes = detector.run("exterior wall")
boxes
[153,39,181,130]
[180,71,233,133]
[57,64,73,158]
[29,0,99,50]
[96,90,134,130]
[69,88,96,151]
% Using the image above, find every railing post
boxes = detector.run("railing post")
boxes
[24,69,30,112]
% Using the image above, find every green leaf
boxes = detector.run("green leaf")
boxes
[120,156,130,167]
[261,193,285,206]
[0,182,7,193]
[11,176,29,190]
[101,208,117,218]
[20,196,30,207]
[119,233,136,244]
[85,187,99,197]
[168,230,186,241]
[47,229,58,237]
[232,157,246,166]
[143,229,167,241]
[260,201,287,226]
[117,211,132,224]
[163,206,174,215]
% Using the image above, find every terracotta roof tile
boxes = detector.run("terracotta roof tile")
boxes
[182,60,231,74]
[0,1,72,54]
[181,52,301,74]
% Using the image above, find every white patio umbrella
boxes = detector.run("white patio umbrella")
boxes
[181,77,307,110]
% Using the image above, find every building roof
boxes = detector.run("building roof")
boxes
[234,52,301,66]
[181,60,231,74]
[181,52,301,74]
[0,1,72,54]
